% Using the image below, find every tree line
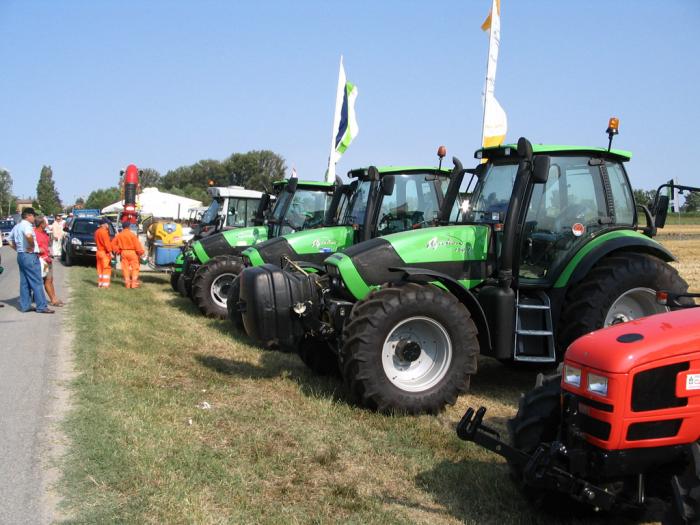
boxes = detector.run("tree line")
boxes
[633,188,700,213]
[81,150,286,211]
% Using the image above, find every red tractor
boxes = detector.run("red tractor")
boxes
[458,291,700,522]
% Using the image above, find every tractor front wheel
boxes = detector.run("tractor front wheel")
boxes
[557,253,688,355]
[170,272,180,292]
[508,374,562,505]
[298,338,339,376]
[226,275,245,331]
[192,256,244,319]
[341,283,478,414]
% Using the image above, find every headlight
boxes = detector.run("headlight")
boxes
[563,364,581,387]
[587,373,609,397]
[71,238,82,245]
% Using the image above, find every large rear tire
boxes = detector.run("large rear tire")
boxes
[192,256,244,319]
[557,253,688,355]
[170,272,180,292]
[226,275,245,331]
[341,283,478,414]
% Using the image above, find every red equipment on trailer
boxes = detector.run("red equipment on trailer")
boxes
[120,164,141,226]
[458,291,700,522]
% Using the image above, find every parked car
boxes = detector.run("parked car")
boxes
[1,219,15,245]
[61,217,115,266]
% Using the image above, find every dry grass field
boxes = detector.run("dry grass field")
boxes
[60,226,699,524]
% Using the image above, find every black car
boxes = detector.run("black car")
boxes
[1,219,15,245]
[61,217,115,266]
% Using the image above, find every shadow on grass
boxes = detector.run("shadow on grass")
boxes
[415,459,649,525]
[195,352,348,404]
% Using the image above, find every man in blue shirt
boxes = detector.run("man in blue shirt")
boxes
[9,207,54,314]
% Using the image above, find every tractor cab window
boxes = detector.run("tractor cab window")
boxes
[226,198,261,228]
[606,162,635,225]
[519,156,608,280]
[200,199,221,225]
[279,188,332,235]
[343,180,372,226]
[376,173,444,235]
[465,162,518,223]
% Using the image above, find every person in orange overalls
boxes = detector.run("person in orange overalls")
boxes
[94,218,114,288]
[112,222,145,288]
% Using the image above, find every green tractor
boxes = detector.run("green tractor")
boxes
[178,179,347,319]
[171,186,271,293]
[228,158,464,344]
[239,133,697,414]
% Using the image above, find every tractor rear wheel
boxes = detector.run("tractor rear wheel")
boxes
[341,283,478,414]
[298,338,339,376]
[557,253,688,355]
[170,272,180,292]
[508,374,562,505]
[192,256,244,319]
[226,275,244,331]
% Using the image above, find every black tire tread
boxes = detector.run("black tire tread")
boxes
[191,255,244,319]
[557,253,688,355]
[341,282,478,414]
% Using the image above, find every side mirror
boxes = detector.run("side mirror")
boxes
[286,178,298,193]
[381,175,395,196]
[654,195,669,228]
[532,155,550,184]
[258,193,270,212]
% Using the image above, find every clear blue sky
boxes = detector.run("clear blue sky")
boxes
[2,0,698,204]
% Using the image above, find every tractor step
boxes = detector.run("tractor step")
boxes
[514,291,556,363]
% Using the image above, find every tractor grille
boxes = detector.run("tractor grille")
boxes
[627,419,683,441]
[580,414,611,441]
[631,362,689,412]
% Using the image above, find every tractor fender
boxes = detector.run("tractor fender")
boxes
[389,266,491,354]
[555,234,676,289]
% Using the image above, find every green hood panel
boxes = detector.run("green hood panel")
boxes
[327,225,491,301]
[383,225,490,263]
[192,226,268,263]
[282,226,355,256]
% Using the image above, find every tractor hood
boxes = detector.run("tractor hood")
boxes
[326,225,491,301]
[192,226,268,264]
[566,307,700,374]
[243,225,355,267]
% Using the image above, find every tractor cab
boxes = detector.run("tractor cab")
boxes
[344,165,452,241]
[470,144,636,282]
[241,163,456,270]
[267,179,341,237]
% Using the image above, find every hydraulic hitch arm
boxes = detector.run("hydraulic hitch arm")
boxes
[456,406,619,510]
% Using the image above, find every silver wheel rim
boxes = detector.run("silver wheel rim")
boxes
[381,316,452,392]
[210,273,236,309]
[604,287,668,326]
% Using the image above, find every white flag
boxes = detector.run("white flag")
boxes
[326,56,359,182]
[481,0,507,149]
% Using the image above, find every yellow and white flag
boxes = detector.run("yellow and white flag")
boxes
[481,0,507,149]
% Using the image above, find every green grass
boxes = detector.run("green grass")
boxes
[61,267,629,524]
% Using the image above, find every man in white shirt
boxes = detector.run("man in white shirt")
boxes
[9,207,54,314]
[51,213,66,257]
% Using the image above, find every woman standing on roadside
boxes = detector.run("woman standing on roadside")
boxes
[34,215,65,307]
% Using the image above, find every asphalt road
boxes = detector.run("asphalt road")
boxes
[0,246,70,525]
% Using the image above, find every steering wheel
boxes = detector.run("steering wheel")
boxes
[555,203,593,232]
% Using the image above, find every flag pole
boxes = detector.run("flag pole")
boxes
[326,55,345,183]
